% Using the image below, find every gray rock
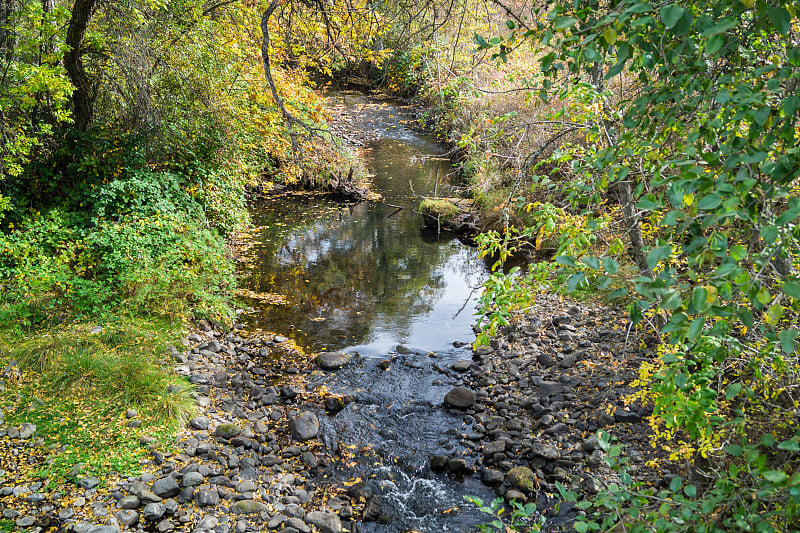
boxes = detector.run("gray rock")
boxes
[305,511,341,533]
[215,424,241,440]
[196,489,220,507]
[597,411,615,426]
[315,352,350,370]
[480,469,504,486]
[444,387,475,409]
[506,467,537,492]
[152,477,180,498]
[73,521,93,533]
[482,440,506,455]
[190,416,210,430]
[78,476,100,490]
[532,443,560,460]
[86,526,120,533]
[15,516,35,528]
[157,518,173,532]
[19,423,37,439]
[505,489,526,502]
[182,471,204,487]
[125,409,138,419]
[285,517,311,532]
[58,509,75,520]
[197,515,219,529]
[289,411,319,441]
[143,502,167,521]
[583,435,600,452]
[115,509,139,526]
[235,520,247,533]
[537,381,562,397]
[614,410,641,423]
[235,481,257,493]
[230,500,268,514]
[582,476,604,494]
[273,335,288,343]
[451,360,472,372]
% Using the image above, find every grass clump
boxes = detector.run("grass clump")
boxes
[419,198,460,219]
[0,319,194,484]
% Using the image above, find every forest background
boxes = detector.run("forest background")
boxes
[1,0,799,530]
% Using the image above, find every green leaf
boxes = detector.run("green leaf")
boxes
[777,438,800,451]
[778,329,798,354]
[554,16,577,29]
[783,281,800,299]
[660,4,686,29]
[574,522,589,533]
[669,476,682,492]
[555,255,576,267]
[705,34,723,54]
[691,286,708,311]
[602,257,619,274]
[506,20,515,30]
[766,6,791,35]
[763,470,789,483]
[687,317,705,340]
[753,106,771,126]
[684,485,697,498]
[581,256,600,270]
[725,382,741,400]
[647,245,672,270]
[761,225,779,244]
[725,444,742,456]
[567,272,587,292]
[697,194,722,210]
[608,288,628,299]
[596,276,612,289]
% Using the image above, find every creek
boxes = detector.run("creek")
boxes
[239,92,499,531]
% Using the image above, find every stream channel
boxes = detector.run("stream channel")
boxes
[240,92,500,531]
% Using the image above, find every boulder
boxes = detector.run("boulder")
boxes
[506,467,537,493]
[443,387,475,409]
[315,352,350,370]
[289,411,320,441]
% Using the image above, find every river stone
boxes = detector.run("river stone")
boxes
[289,411,319,441]
[315,352,350,370]
[505,489,527,502]
[19,423,37,439]
[532,443,560,460]
[189,416,210,430]
[182,471,204,487]
[86,526,120,533]
[215,424,241,439]
[78,476,100,490]
[443,386,475,409]
[15,516,35,528]
[196,489,219,507]
[537,381,562,397]
[305,510,341,533]
[152,477,180,498]
[506,467,536,492]
[451,360,472,372]
[115,509,139,526]
[615,410,642,423]
[143,502,166,521]
[117,495,140,509]
[230,500,268,514]
[481,469,504,486]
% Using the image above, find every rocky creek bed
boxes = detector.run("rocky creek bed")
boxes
[0,292,672,533]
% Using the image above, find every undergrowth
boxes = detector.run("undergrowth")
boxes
[0,319,192,484]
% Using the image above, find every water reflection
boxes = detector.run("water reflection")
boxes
[239,93,486,355]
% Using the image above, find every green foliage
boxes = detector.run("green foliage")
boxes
[558,430,800,532]
[464,495,545,532]
[470,0,800,528]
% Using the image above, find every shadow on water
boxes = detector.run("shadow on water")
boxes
[239,91,502,531]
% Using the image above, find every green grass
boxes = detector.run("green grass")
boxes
[0,318,195,485]
[419,198,460,219]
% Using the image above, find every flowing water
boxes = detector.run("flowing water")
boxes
[240,92,498,531]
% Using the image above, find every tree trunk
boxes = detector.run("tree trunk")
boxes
[589,63,651,276]
[64,0,96,131]
[1,0,17,63]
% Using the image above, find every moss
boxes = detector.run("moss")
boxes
[419,198,459,219]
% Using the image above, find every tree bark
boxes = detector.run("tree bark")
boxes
[64,0,96,131]
[1,0,17,63]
